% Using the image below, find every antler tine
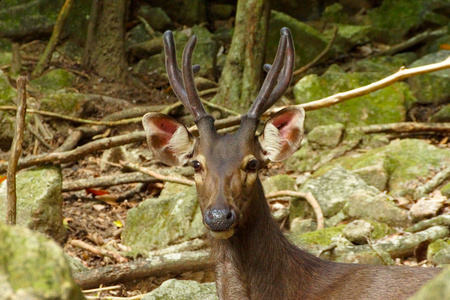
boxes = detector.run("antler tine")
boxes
[163,31,190,112]
[247,28,294,119]
[182,35,208,121]
[261,28,294,113]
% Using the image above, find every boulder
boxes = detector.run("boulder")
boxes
[408,51,450,105]
[262,174,296,194]
[294,64,412,131]
[0,222,84,300]
[0,166,66,242]
[409,266,450,300]
[122,182,206,254]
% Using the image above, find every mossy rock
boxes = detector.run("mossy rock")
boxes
[367,0,444,44]
[30,68,76,92]
[122,182,206,253]
[307,123,345,149]
[430,104,450,123]
[0,0,62,39]
[408,51,450,105]
[291,225,346,246]
[267,11,329,69]
[427,239,450,265]
[138,5,172,32]
[0,223,84,300]
[353,53,417,76]
[294,64,412,131]
[262,174,296,194]
[0,165,66,243]
[41,92,85,116]
[0,70,16,105]
[441,182,450,198]
[316,139,450,197]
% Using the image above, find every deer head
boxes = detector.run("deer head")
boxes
[143,28,305,239]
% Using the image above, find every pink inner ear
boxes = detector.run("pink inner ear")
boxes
[271,111,296,139]
[151,116,180,146]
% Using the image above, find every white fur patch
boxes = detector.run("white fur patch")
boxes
[167,126,194,165]
[259,123,283,160]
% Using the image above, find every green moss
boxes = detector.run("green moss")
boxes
[369,221,394,240]
[0,70,16,105]
[30,68,76,92]
[292,225,346,246]
[41,92,83,115]
[427,239,450,263]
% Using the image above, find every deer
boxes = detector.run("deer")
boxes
[142,28,441,300]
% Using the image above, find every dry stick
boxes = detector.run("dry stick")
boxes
[73,250,212,289]
[70,239,128,264]
[62,172,158,192]
[293,26,338,78]
[0,132,145,174]
[414,166,450,199]
[0,106,142,126]
[82,285,122,294]
[6,76,27,225]
[118,161,195,186]
[27,123,53,150]
[32,0,75,77]
[299,55,450,111]
[266,190,324,230]
[356,122,450,134]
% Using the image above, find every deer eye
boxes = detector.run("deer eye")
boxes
[246,159,259,173]
[191,160,202,172]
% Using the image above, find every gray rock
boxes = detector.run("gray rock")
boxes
[430,104,450,122]
[0,165,66,242]
[294,167,380,218]
[122,182,206,253]
[409,198,445,221]
[343,220,374,245]
[307,123,345,149]
[137,6,172,32]
[142,279,217,300]
[0,222,84,300]
[346,192,408,227]
[315,139,450,197]
[408,51,450,105]
[30,68,76,92]
[290,218,317,235]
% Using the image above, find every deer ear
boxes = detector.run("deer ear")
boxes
[142,113,195,166]
[258,107,305,162]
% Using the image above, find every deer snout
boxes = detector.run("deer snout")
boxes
[204,208,237,239]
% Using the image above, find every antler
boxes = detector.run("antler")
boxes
[246,28,295,119]
[163,31,209,122]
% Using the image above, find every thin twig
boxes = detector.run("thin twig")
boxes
[32,0,75,77]
[82,285,122,294]
[6,76,27,225]
[356,122,450,134]
[70,239,128,264]
[85,295,146,300]
[27,123,53,150]
[0,106,142,126]
[293,26,338,77]
[118,161,195,186]
[266,190,324,230]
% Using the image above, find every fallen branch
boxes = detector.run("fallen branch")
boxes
[73,250,212,289]
[266,190,324,230]
[414,166,450,198]
[70,239,128,264]
[356,122,450,134]
[406,215,450,233]
[62,172,158,192]
[118,161,195,186]
[6,76,27,225]
[0,132,145,174]
[0,106,142,126]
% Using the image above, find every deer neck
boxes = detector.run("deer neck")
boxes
[209,180,322,299]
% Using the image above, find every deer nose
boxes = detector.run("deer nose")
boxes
[204,208,237,231]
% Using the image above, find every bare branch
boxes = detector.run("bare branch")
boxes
[6,76,27,225]
[266,190,324,230]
